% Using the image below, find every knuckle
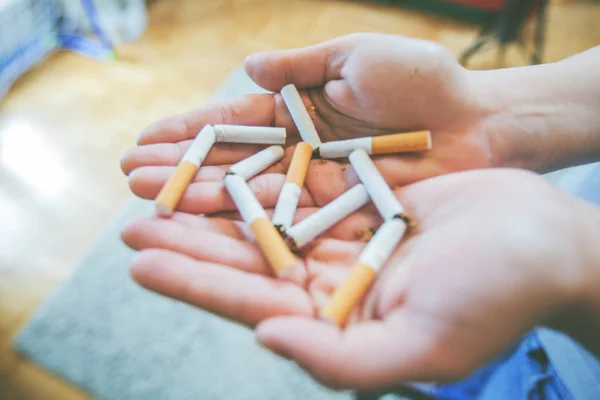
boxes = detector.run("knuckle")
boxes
[218,104,234,124]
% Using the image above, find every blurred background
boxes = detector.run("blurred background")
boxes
[0,0,599,398]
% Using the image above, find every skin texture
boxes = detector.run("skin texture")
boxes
[121,169,599,389]
[121,34,499,210]
[119,34,600,389]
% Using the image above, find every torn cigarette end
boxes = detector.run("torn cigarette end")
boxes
[349,149,404,221]
[250,217,297,277]
[280,84,322,149]
[356,227,375,242]
[285,184,370,249]
[155,160,197,216]
[271,142,313,231]
[319,262,377,326]
[228,145,284,181]
[213,125,286,144]
[371,130,431,154]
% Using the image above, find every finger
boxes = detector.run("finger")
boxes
[137,94,278,145]
[125,213,246,239]
[128,165,227,187]
[169,212,247,234]
[245,35,356,91]
[307,238,364,265]
[122,217,269,274]
[256,312,447,389]
[121,142,269,175]
[305,159,353,205]
[125,143,293,183]
[307,264,349,309]
[132,249,313,326]
[130,174,316,215]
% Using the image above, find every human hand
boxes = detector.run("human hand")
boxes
[121,168,599,389]
[121,33,500,211]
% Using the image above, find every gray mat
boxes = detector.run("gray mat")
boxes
[14,68,348,400]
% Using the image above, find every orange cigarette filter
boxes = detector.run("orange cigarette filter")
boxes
[155,161,198,217]
[224,173,298,278]
[316,130,431,159]
[250,217,297,275]
[271,142,313,231]
[320,261,376,326]
[286,142,313,186]
[371,130,431,154]
[155,125,216,216]
[319,218,407,326]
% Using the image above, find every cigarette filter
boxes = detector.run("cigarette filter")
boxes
[280,84,322,149]
[224,173,297,277]
[227,145,284,180]
[317,130,431,159]
[349,149,403,221]
[213,125,286,144]
[272,142,313,231]
[155,125,216,217]
[285,184,370,249]
[320,218,407,326]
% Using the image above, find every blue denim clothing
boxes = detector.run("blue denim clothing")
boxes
[432,330,577,400]
[359,329,599,400]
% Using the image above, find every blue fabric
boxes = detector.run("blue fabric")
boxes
[420,331,575,400]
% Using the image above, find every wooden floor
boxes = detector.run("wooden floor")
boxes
[0,0,598,398]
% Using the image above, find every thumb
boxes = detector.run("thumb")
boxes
[255,313,441,390]
[244,35,357,91]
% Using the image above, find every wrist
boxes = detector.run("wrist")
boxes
[467,59,600,173]
[549,197,600,354]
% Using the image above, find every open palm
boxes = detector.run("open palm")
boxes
[121,33,500,210]
[121,169,583,390]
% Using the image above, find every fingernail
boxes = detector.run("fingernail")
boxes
[244,54,261,73]
[344,165,359,187]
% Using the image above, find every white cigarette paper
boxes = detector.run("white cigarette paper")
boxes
[272,182,302,230]
[155,125,216,217]
[358,218,406,271]
[213,125,286,144]
[318,137,371,159]
[223,174,267,223]
[227,145,284,180]
[224,172,298,279]
[349,149,403,220]
[286,184,370,248]
[318,217,406,326]
[280,84,322,148]
[182,125,217,166]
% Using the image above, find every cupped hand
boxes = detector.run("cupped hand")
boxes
[121,33,501,211]
[121,169,592,389]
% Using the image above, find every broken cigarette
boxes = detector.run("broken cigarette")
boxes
[320,218,407,326]
[155,125,216,217]
[316,130,431,159]
[224,173,297,278]
[280,84,322,149]
[285,184,370,249]
[272,142,313,231]
[213,125,286,144]
[349,149,404,221]
[227,145,284,181]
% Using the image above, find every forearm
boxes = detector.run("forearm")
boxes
[551,198,600,356]
[472,46,600,173]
